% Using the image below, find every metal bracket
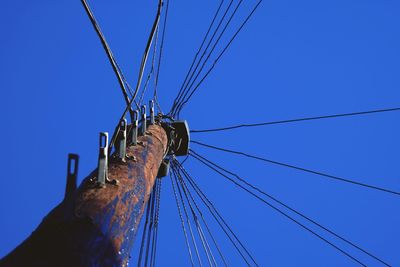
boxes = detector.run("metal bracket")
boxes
[157,158,170,178]
[163,120,190,156]
[150,100,155,125]
[64,153,79,221]
[65,153,79,201]
[97,132,109,187]
[118,118,127,161]
[131,110,139,146]
[140,105,147,136]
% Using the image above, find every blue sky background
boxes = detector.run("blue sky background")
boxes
[1,0,400,266]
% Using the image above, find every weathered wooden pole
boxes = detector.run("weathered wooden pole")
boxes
[1,124,167,267]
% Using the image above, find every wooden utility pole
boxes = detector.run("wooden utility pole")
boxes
[1,124,167,267]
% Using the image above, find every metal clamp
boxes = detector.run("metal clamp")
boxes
[97,132,109,187]
[64,153,79,221]
[150,100,155,125]
[65,153,79,201]
[157,158,170,178]
[118,118,127,161]
[131,110,139,146]
[140,105,147,136]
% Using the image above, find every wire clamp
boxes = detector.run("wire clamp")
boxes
[140,105,147,136]
[131,110,139,146]
[65,153,79,200]
[97,132,109,187]
[150,100,155,125]
[118,118,127,162]
[63,153,79,221]
[97,132,118,187]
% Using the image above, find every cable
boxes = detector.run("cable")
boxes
[139,24,160,107]
[107,94,138,156]
[191,140,400,196]
[132,0,163,109]
[107,1,165,155]
[170,0,229,115]
[80,0,133,119]
[175,160,257,267]
[191,107,400,133]
[191,153,367,267]
[144,183,157,267]
[190,150,392,267]
[150,178,162,267]
[169,174,195,267]
[174,0,263,118]
[137,192,153,267]
[154,0,171,114]
[173,160,229,267]
[171,167,203,266]
[116,61,135,98]
[172,0,240,117]
[173,165,215,267]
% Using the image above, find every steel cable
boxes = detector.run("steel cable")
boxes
[174,165,215,267]
[175,161,258,267]
[172,167,203,266]
[153,0,171,114]
[139,24,160,107]
[137,191,153,267]
[191,107,400,133]
[170,0,230,115]
[191,140,400,196]
[144,183,157,267]
[173,0,245,117]
[191,153,367,267]
[173,160,229,267]
[80,0,134,118]
[174,0,263,118]
[191,150,392,267]
[150,178,162,267]
[131,0,163,112]
[169,174,195,266]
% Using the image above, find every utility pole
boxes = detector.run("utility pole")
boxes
[1,123,168,267]
[1,1,191,263]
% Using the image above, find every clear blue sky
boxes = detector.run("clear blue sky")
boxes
[1,1,400,266]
